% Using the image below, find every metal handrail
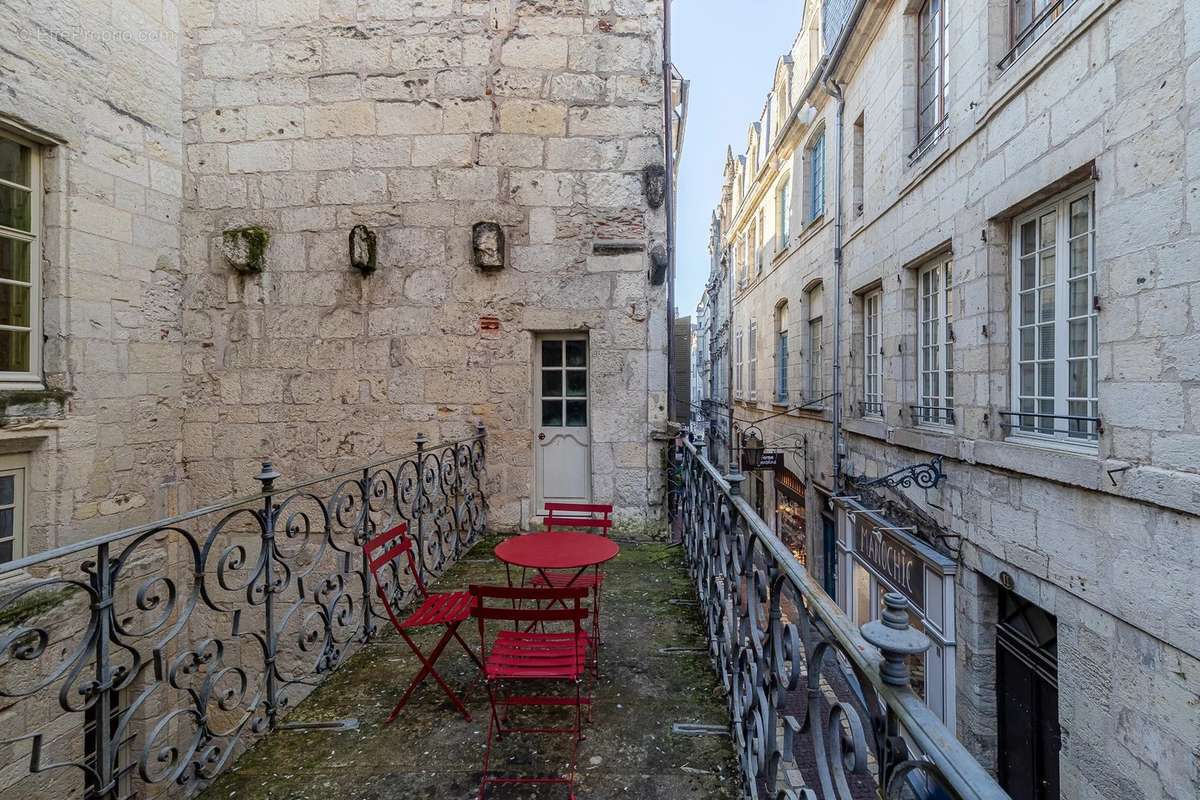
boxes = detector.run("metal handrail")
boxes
[678,440,1009,799]
[911,403,956,425]
[0,430,486,576]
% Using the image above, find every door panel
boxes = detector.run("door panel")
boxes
[535,335,591,511]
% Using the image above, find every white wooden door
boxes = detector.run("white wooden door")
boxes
[535,334,591,512]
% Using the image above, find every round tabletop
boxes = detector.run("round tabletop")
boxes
[494,531,620,571]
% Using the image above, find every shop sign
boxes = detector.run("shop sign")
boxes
[742,449,782,470]
[855,516,925,610]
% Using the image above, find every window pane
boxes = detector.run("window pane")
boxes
[0,330,29,372]
[565,369,586,397]
[1039,362,1054,394]
[1020,364,1035,395]
[1069,236,1089,278]
[0,538,11,564]
[0,283,30,328]
[1069,319,1088,358]
[1069,279,1089,319]
[0,475,13,506]
[0,185,32,232]
[1069,195,1091,237]
[542,370,562,398]
[541,399,563,427]
[1039,285,1055,322]
[565,340,586,367]
[1069,360,1087,397]
[1020,220,1037,256]
[565,400,587,427]
[1020,255,1036,290]
[1039,211,1056,247]
[0,140,30,187]
[1039,323,1055,359]
[1039,250,1056,286]
[0,237,31,283]
[0,508,10,537]
[542,339,562,367]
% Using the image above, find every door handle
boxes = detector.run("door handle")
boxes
[538,433,546,441]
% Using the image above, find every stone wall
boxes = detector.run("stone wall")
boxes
[721,0,1200,797]
[178,0,670,528]
[0,0,186,549]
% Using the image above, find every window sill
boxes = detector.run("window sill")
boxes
[0,387,68,421]
[971,437,1101,491]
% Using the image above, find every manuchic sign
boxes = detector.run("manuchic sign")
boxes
[855,517,925,610]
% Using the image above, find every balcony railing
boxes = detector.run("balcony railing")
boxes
[0,430,487,800]
[676,440,1008,800]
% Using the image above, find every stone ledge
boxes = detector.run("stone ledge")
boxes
[0,388,70,422]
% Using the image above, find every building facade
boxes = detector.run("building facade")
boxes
[713,0,1200,798]
[0,0,677,572]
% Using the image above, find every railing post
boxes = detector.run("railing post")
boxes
[255,460,282,729]
[89,541,116,799]
[861,592,931,686]
[413,433,428,579]
[360,466,375,642]
[724,472,745,498]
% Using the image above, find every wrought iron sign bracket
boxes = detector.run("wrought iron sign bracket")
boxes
[849,455,946,492]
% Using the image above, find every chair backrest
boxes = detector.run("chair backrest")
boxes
[470,584,589,664]
[543,502,614,534]
[363,522,427,604]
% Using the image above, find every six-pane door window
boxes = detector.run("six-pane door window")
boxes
[0,133,38,380]
[1012,186,1097,443]
[918,260,954,425]
[863,290,883,417]
[540,339,588,428]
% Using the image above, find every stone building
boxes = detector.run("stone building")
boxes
[0,0,676,571]
[707,0,1200,797]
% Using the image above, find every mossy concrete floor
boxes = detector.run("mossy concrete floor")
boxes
[199,536,739,800]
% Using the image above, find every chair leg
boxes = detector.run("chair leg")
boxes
[390,626,471,723]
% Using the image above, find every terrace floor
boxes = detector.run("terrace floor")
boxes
[198,535,739,800]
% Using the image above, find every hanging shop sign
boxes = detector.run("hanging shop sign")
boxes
[854,515,925,610]
[741,448,782,471]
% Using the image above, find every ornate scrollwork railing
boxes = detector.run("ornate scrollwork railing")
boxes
[0,428,487,800]
[677,440,1008,800]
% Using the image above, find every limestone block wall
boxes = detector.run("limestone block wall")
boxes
[724,0,1200,796]
[0,0,186,550]
[178,0,670,528]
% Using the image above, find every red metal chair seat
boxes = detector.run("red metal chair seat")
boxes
[400,590,474,628]
[484,629,591,680]
[529,570,604,590]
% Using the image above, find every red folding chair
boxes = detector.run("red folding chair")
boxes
[364,522,481,723]
[533,502,613,650]
[471,584,590,800]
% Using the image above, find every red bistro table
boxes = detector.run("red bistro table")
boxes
[494,531,619,673]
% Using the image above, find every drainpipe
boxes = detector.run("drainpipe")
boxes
[825,78,846,490]
[662,0,676,425]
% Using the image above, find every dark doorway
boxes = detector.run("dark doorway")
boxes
[996,588,1060,800]
[820,502,837,597]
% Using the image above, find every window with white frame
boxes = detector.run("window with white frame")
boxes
[0,132,41,383]
[915,0,948,153]
[777,175,792,248]
[775,302,789,403]
[1010,185,1097,443]
[863,289,883,417]
[737,235,747,286]
[808,129,825,221]
[917,259,954,425]
[736,329,744,398]
[748,320,758,400]
[0,453,27,564]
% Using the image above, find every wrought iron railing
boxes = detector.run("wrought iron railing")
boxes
[0,429,487,800]
[998,409,1101,440]
[677,440,1008,800]
[910,403,956,426]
